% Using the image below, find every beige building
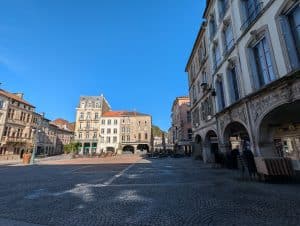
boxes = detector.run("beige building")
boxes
[102,111,152,154]
[74,95,152,154]
[170,96,192,154]
[186,0,300,171]
[0,90,37,160]
[0,89,73,160]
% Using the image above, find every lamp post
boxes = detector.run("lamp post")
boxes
[30,112,44,165]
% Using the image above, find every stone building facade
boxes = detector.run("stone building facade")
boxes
[170,96,192,154]
[0,89,72,160]
[0,90,38,159]
[74,95,111,154]
[186,0,300,171]
[74,95,152,154]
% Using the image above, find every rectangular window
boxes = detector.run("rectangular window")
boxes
[122,135,125,142]
[0,100,3,109]
[213,44,221,69]
[126,135,130,142]
[113,128,117,134]
[113,136,117,143]
[95,113,99,120]
[224,24,234,53]
[216,80,226,111]
[253,37,275,88]
[106,137,111,143]
[241,0,262,30]
[107,120,111,125]
[101,128,105,134]
[114,120,118,125]
[219,0,229,20]
[121,127,125,133]
[187,111,191,123]
[80,113,84,120]
[101,119,105,125]
[93,132,97,138]
[107,128,111,134]
[145,133,148,140]
[228,66,240,103]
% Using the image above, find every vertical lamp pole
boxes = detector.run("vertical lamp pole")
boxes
[30,112,44,165]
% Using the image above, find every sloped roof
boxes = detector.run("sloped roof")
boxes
[102,111,150,117]
[0,89,35,107]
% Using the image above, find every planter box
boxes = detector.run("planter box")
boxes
[254,157,294,176]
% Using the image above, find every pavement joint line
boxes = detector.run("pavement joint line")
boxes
[102,158,141,186]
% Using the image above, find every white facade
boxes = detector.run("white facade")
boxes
[186,0,300,169]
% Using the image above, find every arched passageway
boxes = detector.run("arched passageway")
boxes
[223,122,251,169]
[193,135,203,159]
[204,131,219,163]
[137,144,149,152]
[258,100,300,170]
[122,145,135,154]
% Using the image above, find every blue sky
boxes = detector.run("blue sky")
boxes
[0,0,205,131]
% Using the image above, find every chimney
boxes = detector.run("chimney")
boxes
[14,93,24,99]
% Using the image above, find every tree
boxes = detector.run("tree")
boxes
[63,142,80,154]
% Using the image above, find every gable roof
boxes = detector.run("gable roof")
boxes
[0,89,35,108]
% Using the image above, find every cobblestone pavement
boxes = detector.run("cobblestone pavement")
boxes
[0,157,299,226]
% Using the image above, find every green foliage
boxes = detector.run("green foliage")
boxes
[63,142,80,154]
[152,125,165,137]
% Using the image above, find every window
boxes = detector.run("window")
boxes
[187,111,191,123]
[93,132,97,139]
[209,13,217,39]
[219,0,229,20]
[107,128,111,134]
[114,120,118,125]
[122,136,125,142]
[250,37,276,88]
[145,133,148,140]
[100,137,104,143]
[227,65,240,103]
[95,113,99,120]
[241,0,262,30]
[101,128,105,134]
[86,133,89,139]
[192,107,200,126]
[0,100,3,109]
[113,136,117,143]
[106,137,111,143]
[126,135,130,142]
[279,4,300,70]
[101,119,105,125]
[223,23,234,53]
[80,112,84,120]
[188,129,193,140]
[86,122,90,129]
[86,112,91,120]
[113,128,117,134]
[107,120,111,125]
[126,127,130,133]
[192,85,197,103]
[216,79,226,111]
[212,43,221,69]
[138,133,141,140]
[121,127,125,133]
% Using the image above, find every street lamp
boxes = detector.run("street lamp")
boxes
[30,112,44,165]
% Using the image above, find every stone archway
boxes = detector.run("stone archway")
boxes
[122,145,135,154]
[257,100,300,170]
[203,130,219,163]
[223,122,251,169]
[137,144,149,153]
[223,122,251,153]
[193,135,203,159]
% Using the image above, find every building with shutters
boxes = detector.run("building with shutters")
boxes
[186,0,300,171]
